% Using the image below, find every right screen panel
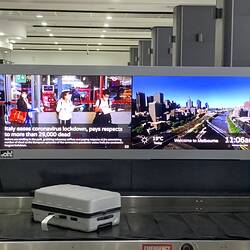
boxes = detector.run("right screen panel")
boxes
[132,76,250,150]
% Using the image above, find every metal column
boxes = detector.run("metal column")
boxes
[173,5,216,66]
[34,75,41,111]
[138,40,151,66]
[151,27,173,66]
[215,0,250,66]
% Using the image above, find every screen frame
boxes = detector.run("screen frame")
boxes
[1,64,250,160]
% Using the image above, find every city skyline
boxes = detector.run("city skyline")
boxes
[136,91,208,109]
[133,76,250,108]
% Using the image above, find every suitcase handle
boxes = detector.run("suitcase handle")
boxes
[97,214,114,221]
[97,222,112,230]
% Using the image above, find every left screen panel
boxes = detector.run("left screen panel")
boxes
[0,74,132,149]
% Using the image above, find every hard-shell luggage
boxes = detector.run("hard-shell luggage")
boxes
[32,184,121,232]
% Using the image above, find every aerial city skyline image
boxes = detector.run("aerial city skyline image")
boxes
[132,76,250,150]
[133,76,250,109]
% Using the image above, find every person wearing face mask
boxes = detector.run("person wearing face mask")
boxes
[17,91,32,112]
[56,90,75,127]
[93,89,112,126]
[17,91,32,124]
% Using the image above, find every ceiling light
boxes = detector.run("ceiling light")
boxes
[4,51,8,54]
[36,15,43,18]
[22,47,25,50]
[106,16,112,20]
[46,29,51,32]
[100,35,105,38]
[58,48,62,51]
[104,23,109,27]
[10,40,16,43]
[98,43,102,46]
[102,30,107,33]
[49,33,54,37]
[54,42,58,45]
[0,32,5,36]
[97,49,100,51]
[16,37,22,40]
[41,22,47,26]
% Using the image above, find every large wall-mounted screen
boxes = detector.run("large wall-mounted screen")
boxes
[1,65,250,159]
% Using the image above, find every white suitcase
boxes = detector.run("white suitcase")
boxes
[32,184,121,232]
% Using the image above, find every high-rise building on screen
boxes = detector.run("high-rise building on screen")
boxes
[136,92,146,112]
[154,92,164,104]
[197,99,202,109]
[147,96,154,105]
[187,98,193,108]
[149,101,163,122]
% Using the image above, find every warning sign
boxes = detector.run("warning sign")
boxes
[142,244,172,250]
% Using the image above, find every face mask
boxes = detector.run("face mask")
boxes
[64,94,71,101]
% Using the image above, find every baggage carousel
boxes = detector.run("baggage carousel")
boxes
[0,196,250,250]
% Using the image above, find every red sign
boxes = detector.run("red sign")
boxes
[142,244,172,250]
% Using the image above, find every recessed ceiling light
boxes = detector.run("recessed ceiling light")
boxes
[54,41,58,45]
[0,32,5,36]
[4,51,8,54]
[16,37,22,40]
[102,30,107,33]
[41,22,47,26]
[58,48,62,51]
[97,49,100,51]
[22,47,25,50]
[49,33,54,37]
[46,29,51,32]
[104,23,109,27]
[106,16,112,20]
[10,40,16,43]
[98,43,102,46]
[100,35,105,38]
[36,15,43,18]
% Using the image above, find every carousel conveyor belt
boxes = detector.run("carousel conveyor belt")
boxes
[1,211,250,241]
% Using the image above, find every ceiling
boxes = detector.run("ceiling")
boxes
[0,0,216,53]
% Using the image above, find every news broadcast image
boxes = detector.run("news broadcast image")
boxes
[0,74,132,149]
[132,76,250,150]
